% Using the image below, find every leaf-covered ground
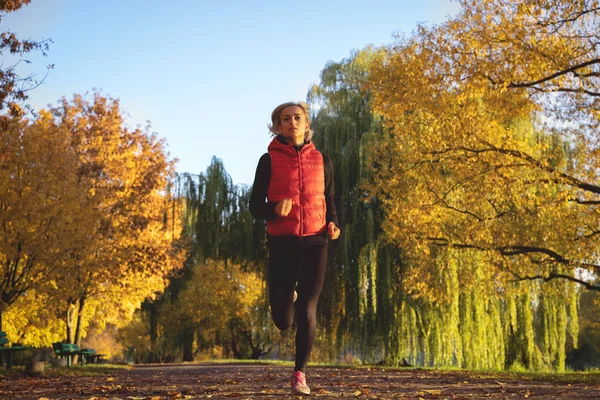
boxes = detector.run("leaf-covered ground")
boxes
[1,363,600,399]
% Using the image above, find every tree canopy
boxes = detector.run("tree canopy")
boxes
[1,92,183,346]
[367,0,600,292]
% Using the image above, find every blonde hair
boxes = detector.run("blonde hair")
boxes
[267,101,314,141]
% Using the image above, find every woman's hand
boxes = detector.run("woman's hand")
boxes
[275,198,292,217]
[328,222,341,240]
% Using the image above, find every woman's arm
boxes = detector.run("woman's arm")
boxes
[249,153,279,220]
[323,154,339,228]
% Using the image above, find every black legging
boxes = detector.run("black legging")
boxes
[268,242,327,372]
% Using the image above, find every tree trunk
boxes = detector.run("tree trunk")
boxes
[182,329,194,362]
[148,301,158,363]
[66,301,77,343]
[74,295,86,347]
[250,347,265,359]
[65,300,81,364]
[0,305,3,367]
[231,336,242,359]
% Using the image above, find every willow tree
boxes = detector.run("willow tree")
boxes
[368,0,599,292]
[308,47,403,363]
[139,157,270,362]
[362,0,586,369]
[308,10,585,367]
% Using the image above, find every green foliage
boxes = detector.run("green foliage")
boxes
[308,38,585,371]
[126,157,272,362]
[309,47,392,364]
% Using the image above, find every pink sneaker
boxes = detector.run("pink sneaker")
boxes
[291,370,310,395]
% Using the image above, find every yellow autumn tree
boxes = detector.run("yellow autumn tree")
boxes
[3,287,65,347]
[228,265,276,359]
[366,0,600,297]
[159,260,236,359]
[0,114,85,331]
[156,259,275,361]
[37,92,185,345]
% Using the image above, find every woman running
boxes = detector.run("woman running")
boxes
[249,101,340,395]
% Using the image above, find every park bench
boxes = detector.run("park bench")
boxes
[52,342,105,366]
[0,331,33,370]
[80,348,105,364]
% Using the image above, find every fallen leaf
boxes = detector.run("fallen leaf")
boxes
[353,390,362,396]
[524,389,531,398]
[495,381,505,386]
[424,389,442,395]
[204,385,219,393]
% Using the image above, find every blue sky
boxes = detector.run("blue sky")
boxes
[4,0,460,185]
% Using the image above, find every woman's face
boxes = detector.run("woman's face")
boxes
[277,105,309,145]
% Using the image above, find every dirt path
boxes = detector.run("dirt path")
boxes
[1,363,599,399]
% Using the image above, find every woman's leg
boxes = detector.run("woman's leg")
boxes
[294,243,327,372]
[267,242,298,331]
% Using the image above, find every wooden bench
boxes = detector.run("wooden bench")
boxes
[0,331,33,370]
[52,343,105,366]
[80,348,105,364]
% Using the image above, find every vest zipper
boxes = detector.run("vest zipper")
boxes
[297,150,303,237]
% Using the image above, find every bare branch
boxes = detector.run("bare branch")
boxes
[535,7,600,31]
[431,143,600,195]
[510,272,600,291]
[507,58,600,88]
[498,245,567,261]
[547,87,600,97]
[574,198,600,204]
[427,238,599,272]
[583,230,600,239]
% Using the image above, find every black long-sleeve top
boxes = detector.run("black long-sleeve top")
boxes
[249,138,339,247]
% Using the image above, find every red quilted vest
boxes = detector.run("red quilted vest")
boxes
[267,137,326,237]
